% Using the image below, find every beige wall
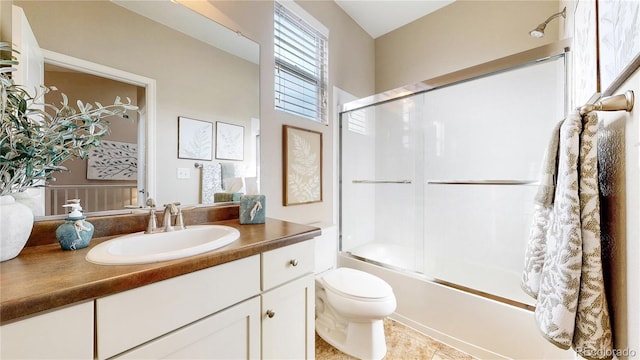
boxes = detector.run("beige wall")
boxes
[0,0,11,44]
[375,0,561,92]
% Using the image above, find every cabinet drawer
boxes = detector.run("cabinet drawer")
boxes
[262,240,314,290]
[96,255,260,360]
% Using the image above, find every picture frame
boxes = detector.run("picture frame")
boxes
[283,125,322,206]
[573,0,599,106]
[87,140,137,180]
[216,122,244,161]
[178,117,213,161]
[598,0,640,94]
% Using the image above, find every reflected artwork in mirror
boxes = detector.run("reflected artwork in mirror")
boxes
[178,117,214,161]
[13,0,260,218]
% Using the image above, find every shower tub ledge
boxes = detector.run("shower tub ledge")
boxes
[338,253,575,360]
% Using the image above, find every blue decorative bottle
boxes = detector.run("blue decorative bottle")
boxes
[56,199,94,251]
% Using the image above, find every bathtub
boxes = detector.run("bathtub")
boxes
[339,251,574,359]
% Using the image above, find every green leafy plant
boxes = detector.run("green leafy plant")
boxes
[0,42,137,196]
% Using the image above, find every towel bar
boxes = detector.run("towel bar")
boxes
[578,90,634,116]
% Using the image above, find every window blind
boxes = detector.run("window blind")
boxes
[274,2,328,124]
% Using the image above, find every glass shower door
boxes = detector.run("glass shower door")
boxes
[340,96,425,273]
[421,56,565,305]
[339,52,566,307]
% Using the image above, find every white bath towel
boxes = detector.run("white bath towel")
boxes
[522,112,612,359]
[521,119,563,298]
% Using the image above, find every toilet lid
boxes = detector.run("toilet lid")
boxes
[322,268,393,299]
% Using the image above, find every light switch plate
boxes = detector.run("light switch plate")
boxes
[177,167,190,179]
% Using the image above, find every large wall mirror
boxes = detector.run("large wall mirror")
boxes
[14,0,260,217]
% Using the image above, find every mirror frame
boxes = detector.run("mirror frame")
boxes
[41,49,157,213]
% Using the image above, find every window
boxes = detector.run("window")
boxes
[274,1,328,124]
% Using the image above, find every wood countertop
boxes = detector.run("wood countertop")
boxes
[0,214,321,324]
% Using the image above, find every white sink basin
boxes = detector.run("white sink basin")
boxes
[86,225,240,265]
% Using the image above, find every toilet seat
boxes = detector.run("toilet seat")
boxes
[322,268,393,301]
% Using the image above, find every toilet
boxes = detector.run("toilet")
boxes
[315,267,397,360]
[312,224,396,360]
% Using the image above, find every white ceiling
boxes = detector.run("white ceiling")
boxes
[335,0,456,39]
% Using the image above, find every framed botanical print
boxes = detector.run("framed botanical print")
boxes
[283,125,322,206]
[216,122,244,161]
[178,117,213,161]
[598,0,640,94]
[573,0,599,106]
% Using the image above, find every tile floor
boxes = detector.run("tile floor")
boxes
[315,318,476,360]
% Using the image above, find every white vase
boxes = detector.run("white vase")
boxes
[0,195,34,262]
[12,188,45,217]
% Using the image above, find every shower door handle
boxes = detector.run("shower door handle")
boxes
[352,180,412,184]
[426,180,538,185]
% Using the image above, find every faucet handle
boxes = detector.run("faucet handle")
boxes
[145,204,158,234]
[163,203,179,214]
[175,207,185,230]
[146,198,156,208]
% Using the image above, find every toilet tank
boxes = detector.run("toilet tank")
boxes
[309,223,337,273]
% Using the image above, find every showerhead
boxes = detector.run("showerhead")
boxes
[529,24,546,38]
[529,7,566,38]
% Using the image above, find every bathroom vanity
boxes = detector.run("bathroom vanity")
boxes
[0,205,319,359]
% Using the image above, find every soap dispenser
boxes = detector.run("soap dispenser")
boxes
[55,199,95,251]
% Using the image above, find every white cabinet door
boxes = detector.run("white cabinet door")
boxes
[97,255,260,359]
[116,297,261,359]
[0,301,93,359]
[261,274,315,360]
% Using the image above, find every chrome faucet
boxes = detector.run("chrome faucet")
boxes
[145,198,157,234]
[162,202,181,232]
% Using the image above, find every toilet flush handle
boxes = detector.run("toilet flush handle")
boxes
[289,259,299,267]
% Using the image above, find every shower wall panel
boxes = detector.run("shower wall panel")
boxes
[422,59,565,181]
[341,96,425,273]
[341,108,377,252]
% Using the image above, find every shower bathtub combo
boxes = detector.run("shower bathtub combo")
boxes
[338,43,574,359]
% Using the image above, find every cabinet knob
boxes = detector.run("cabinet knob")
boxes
[289,259,299,267]
[266,310,276,318]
